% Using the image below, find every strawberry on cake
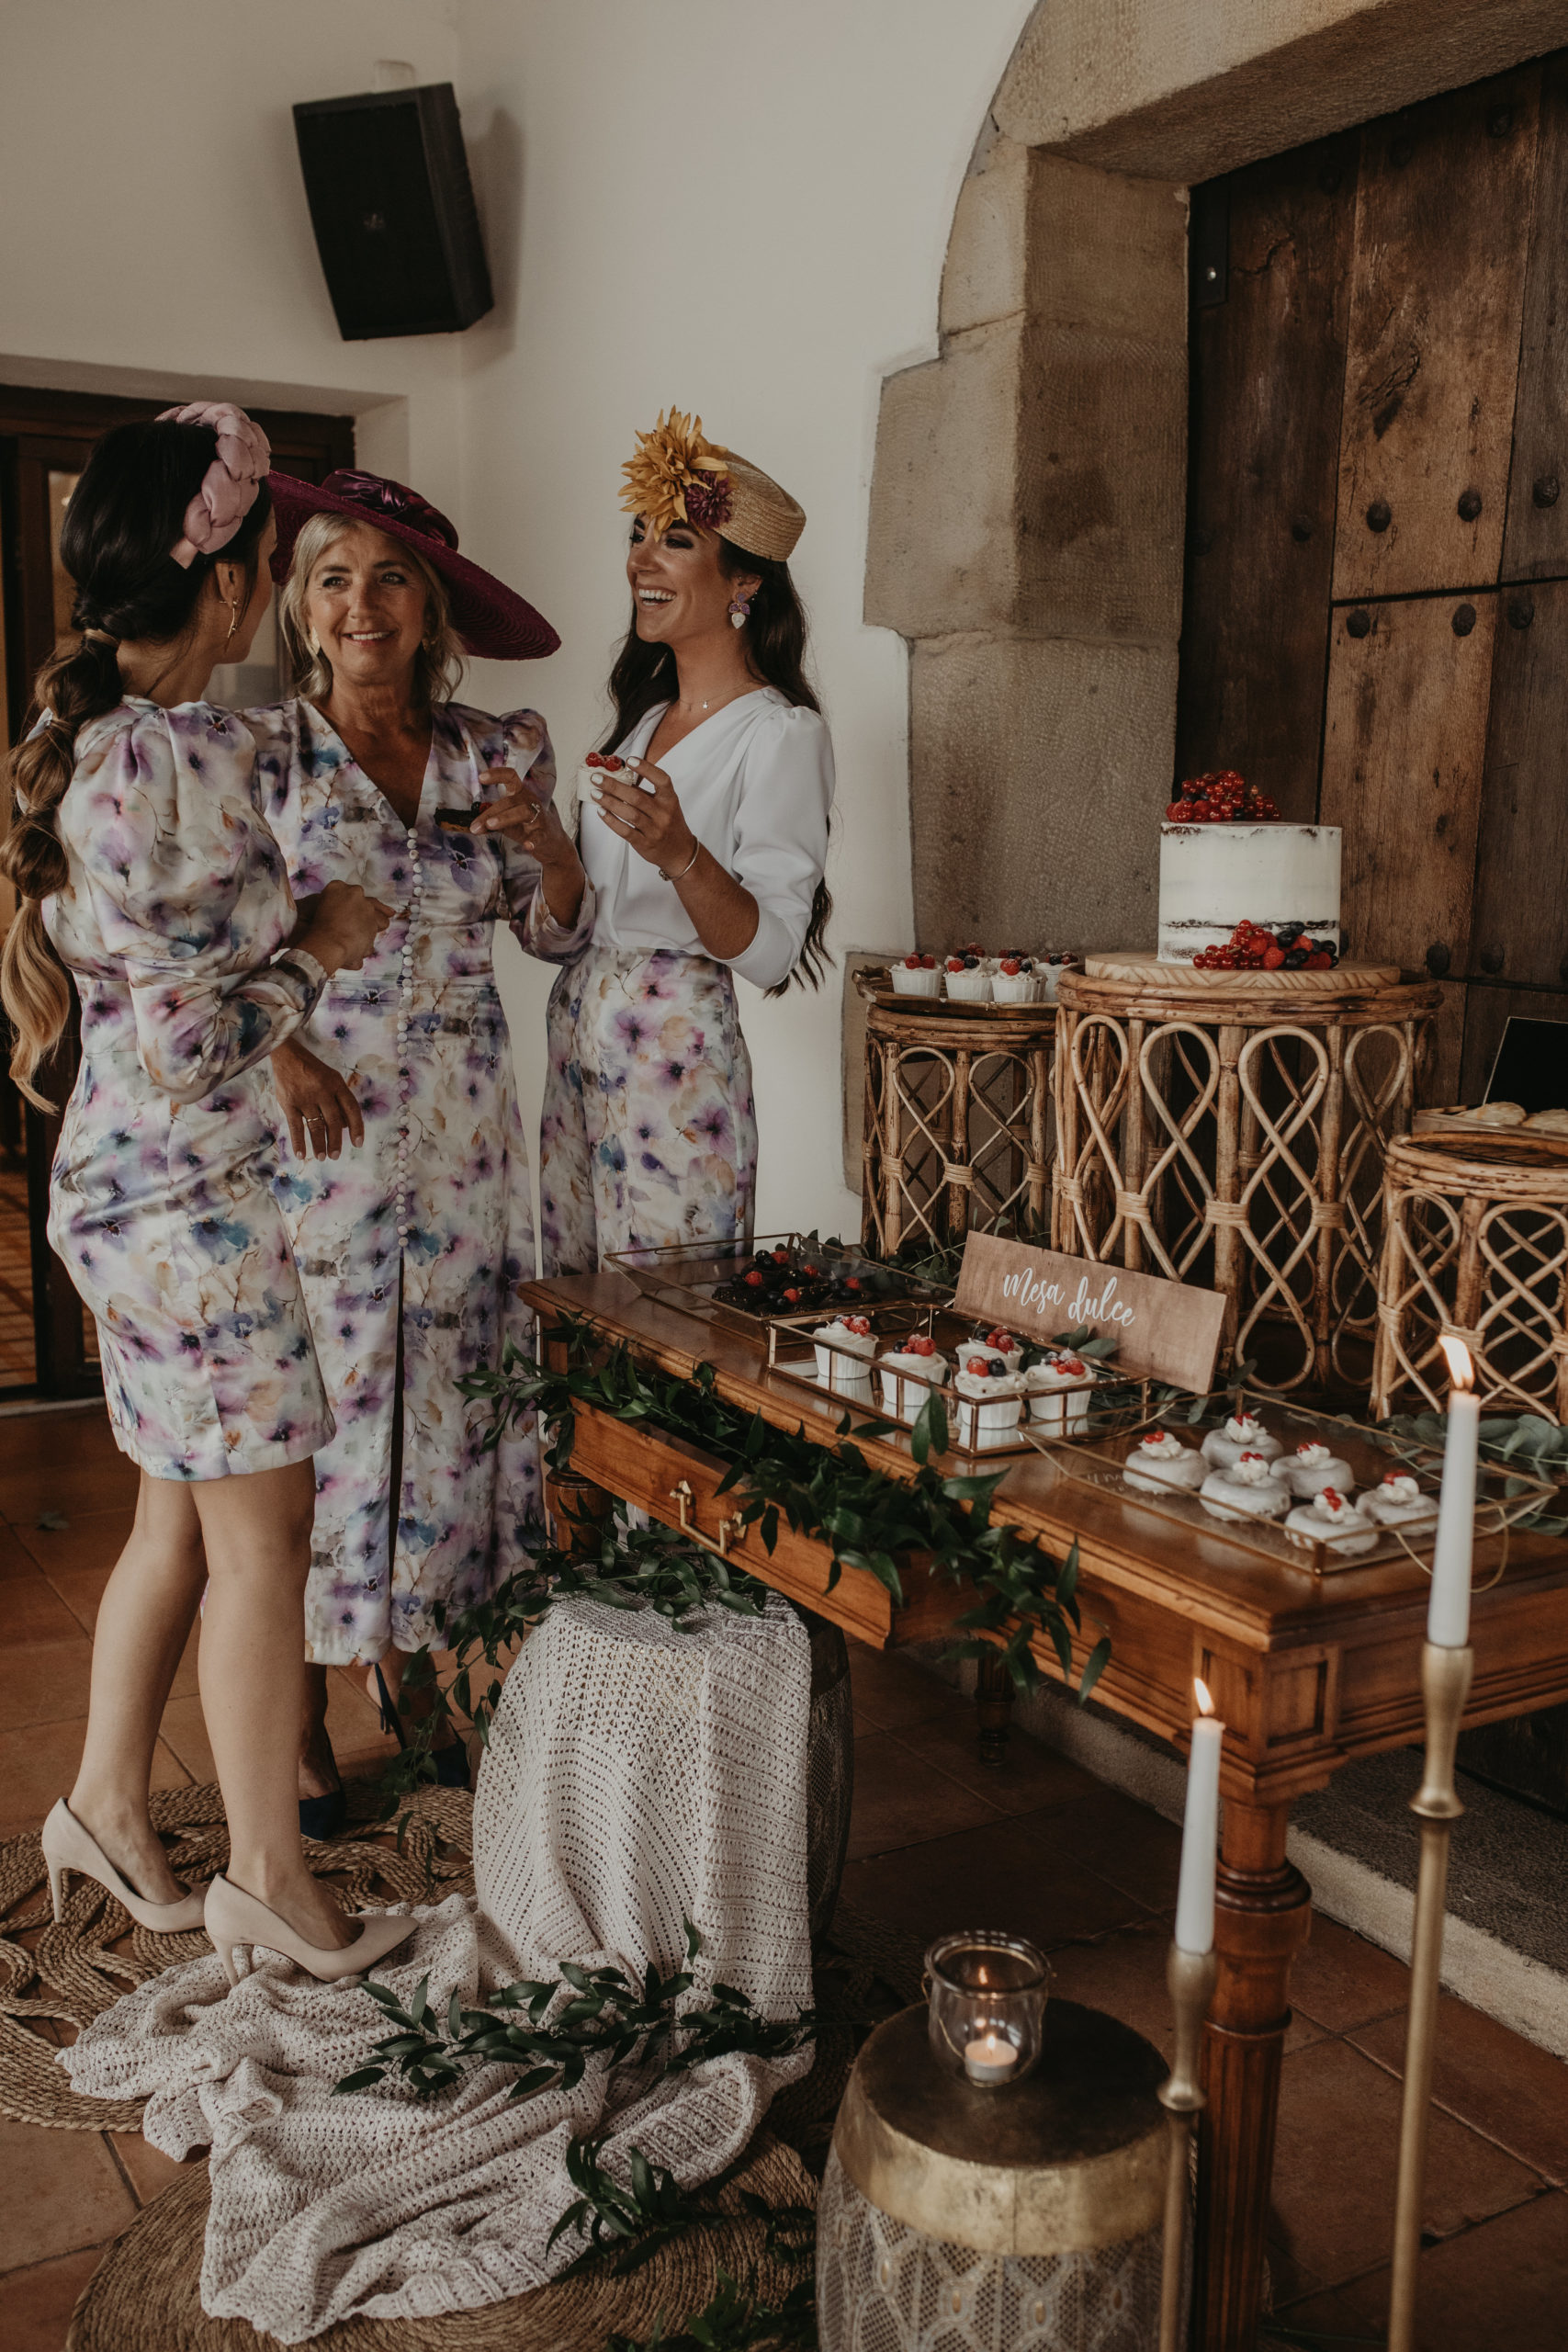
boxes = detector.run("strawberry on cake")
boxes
[812,1314,875,1396]
[891,953,942,998]
[953,1351,1025,1448]
[878,1331,947,1419]
[1025,1351,1092,1434]
[1123,1430,1206,1496]
[943,952,994,1002]
[1200,1451,1290,1525]
[967,1325,1022,1373]
[1283,1486,1377,1557]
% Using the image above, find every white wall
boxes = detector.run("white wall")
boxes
[1,0,1038,1243]
[458,0,1036,1238]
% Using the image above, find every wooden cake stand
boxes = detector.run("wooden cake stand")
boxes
[858,980,1056,1255]
[1053,953,1440,1390]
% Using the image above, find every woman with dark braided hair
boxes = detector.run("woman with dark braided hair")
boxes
[536,412,833,1271]
[2,405,413,1984]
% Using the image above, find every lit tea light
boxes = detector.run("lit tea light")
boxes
[962,2030,1020,2085]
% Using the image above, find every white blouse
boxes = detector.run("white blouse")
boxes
[580,686,833,992]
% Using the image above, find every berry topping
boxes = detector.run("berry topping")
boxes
[583,752,604,768]
[783,1286,802,1304]
[962,953,979,968]
[845,1315,872,1336]
[946,957,964,972]
[844,1278,862,1292]
[1000,958,1021,975]
[904,954,922,969]
[986,1328,1017,1351]
[743,1270,764,1287]
[773,1248,790,1264]
[965,1355,992,1375]
[920,953,936,968]
[907,1334,937,1357]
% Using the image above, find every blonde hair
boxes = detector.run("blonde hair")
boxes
[276,513,466,706]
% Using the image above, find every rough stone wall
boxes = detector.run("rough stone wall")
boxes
[866,143,1187,952]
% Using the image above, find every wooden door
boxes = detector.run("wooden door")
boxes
[0,389,354,1396]
[1179,52,1568,1109]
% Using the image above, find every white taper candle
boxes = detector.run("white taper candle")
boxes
[1174,1680,1224,1956]
[1429,1335,1479,1649]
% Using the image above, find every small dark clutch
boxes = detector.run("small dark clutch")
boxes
[434,806,475,831]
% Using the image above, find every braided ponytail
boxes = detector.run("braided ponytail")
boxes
[0,417,272,1108]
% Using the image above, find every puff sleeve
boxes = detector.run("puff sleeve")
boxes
[723,704,833,991]
[61,705,324,1103]
[477,708,597,964]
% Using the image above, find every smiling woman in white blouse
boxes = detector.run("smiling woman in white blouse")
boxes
[489,412,832,1271]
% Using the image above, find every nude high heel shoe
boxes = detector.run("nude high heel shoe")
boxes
[204,1874,416,1988]
[40,1799,209,1934]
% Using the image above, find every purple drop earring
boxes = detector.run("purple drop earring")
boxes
[728,594,751,630]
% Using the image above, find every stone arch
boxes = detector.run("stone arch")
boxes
[865,0,1568,955]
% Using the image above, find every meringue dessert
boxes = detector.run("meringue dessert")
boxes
[1201,1413,1282,1471]
[1283,1486,1377,1557]
[1270,1440,1355,1499]
[812,1314,875,1396]
[1025,1352,1092,1434]
[878,1334,947,1419]
[1360,1473,1440,1531]
[1123,1430,1207,1496]
[953,1353,1026,1447]
[1200,1451,1290,1523]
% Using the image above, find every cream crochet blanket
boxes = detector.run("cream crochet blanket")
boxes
[62,1594,814,2342]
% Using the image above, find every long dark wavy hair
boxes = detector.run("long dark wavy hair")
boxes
[0,419,273,1106]
[601,536,832,994]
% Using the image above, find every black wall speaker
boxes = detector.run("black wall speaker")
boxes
[293,83,493,341]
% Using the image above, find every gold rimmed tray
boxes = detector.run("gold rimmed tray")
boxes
[853,967,1069,1020]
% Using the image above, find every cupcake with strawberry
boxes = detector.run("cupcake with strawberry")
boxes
[967,1325,1023,1373]
[943,948,994,1002]
[1024,1350,1093,1434]
[953,1351,1026,1448]
[812,1313,875,1396]
[992,955,1042,1005]
[891,952,942,998]
[877,1330,948,1419]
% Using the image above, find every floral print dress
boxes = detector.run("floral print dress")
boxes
[540,690,832,1272]
[44,699,333,1481]
[250,699,593,1667]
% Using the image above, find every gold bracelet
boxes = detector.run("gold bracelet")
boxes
[659,839,702,883]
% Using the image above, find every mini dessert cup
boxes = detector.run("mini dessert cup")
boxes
[1270,1441,1355,1500]
[1360,1473,1440,1531]
[1025,1353,1092,1434]
[953,1354,1025,1449]
[1201,1413,1282,1471]
[1123,1430,1207,1495]
[891,956,942,998]
[878,1344,948,1420]
[1037,956,1081,1004]
[1200,1451,1290,1524]
[967,1326,1023,1374]
[1283,1487,1377,1557]
[992,961,1042,1005]
[812,1316,875,1396]
[944,959,994,1003]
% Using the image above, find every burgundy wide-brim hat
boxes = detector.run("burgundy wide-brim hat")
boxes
[267,469,559,662]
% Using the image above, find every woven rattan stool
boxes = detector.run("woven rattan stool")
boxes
[858,987,1055,1255]
[1052,953,1439,1390]
[816,1999,1168,2352]
[1371,1129,1568,1419]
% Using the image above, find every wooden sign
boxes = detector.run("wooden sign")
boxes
[953,1234,1226,1396]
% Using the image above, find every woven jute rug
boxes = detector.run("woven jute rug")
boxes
[1,1781,922,2347]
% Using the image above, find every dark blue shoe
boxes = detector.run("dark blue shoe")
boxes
[299,1784,346,1840]
[434,1738,470,1790]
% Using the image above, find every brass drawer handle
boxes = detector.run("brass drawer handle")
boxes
[670,1478,744,1561]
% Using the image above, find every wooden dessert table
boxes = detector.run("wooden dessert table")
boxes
[522,1269,1568,2352]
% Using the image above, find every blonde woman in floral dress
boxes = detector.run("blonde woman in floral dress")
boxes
[4,408,412,1983]
[539,415,832,1272]
[250,472,591,1826]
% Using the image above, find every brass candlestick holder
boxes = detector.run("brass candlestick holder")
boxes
[1387,1639,1473,2352]
[1156,1940,1216,2352]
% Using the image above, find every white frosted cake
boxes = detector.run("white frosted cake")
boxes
[1158,823,1341,963]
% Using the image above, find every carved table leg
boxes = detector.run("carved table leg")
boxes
[1194,1798,1312,2352]
[975,1645,1014,1768]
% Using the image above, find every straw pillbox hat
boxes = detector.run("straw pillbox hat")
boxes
[620,411,805,563]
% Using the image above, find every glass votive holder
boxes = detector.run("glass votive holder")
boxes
[924,1929,1052,2089]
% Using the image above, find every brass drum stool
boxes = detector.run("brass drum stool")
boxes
[1371,1129,1568,1419]
[816,2001,1168,2352]
[1053,953,1438,1390]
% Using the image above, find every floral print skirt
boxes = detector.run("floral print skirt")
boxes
[539,945,758,1272]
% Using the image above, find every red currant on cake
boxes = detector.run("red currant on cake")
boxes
[907,1334,936,1357]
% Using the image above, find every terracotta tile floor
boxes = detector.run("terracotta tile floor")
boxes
[3,1406,1566,2348]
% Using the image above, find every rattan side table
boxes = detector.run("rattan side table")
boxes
[1052,953,1439,1390]
[858,981,1056,1256]
[1371,1129,1568,1419]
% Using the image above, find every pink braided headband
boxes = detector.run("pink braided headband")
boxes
[155,401,272,569]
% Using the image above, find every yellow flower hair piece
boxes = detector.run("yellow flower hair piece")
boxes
[620,409,733,540]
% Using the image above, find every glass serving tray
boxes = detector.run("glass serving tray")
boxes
[604,1232,953,1343]
[763,1300,1129,1462]
[1026,1401,1555,1578]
